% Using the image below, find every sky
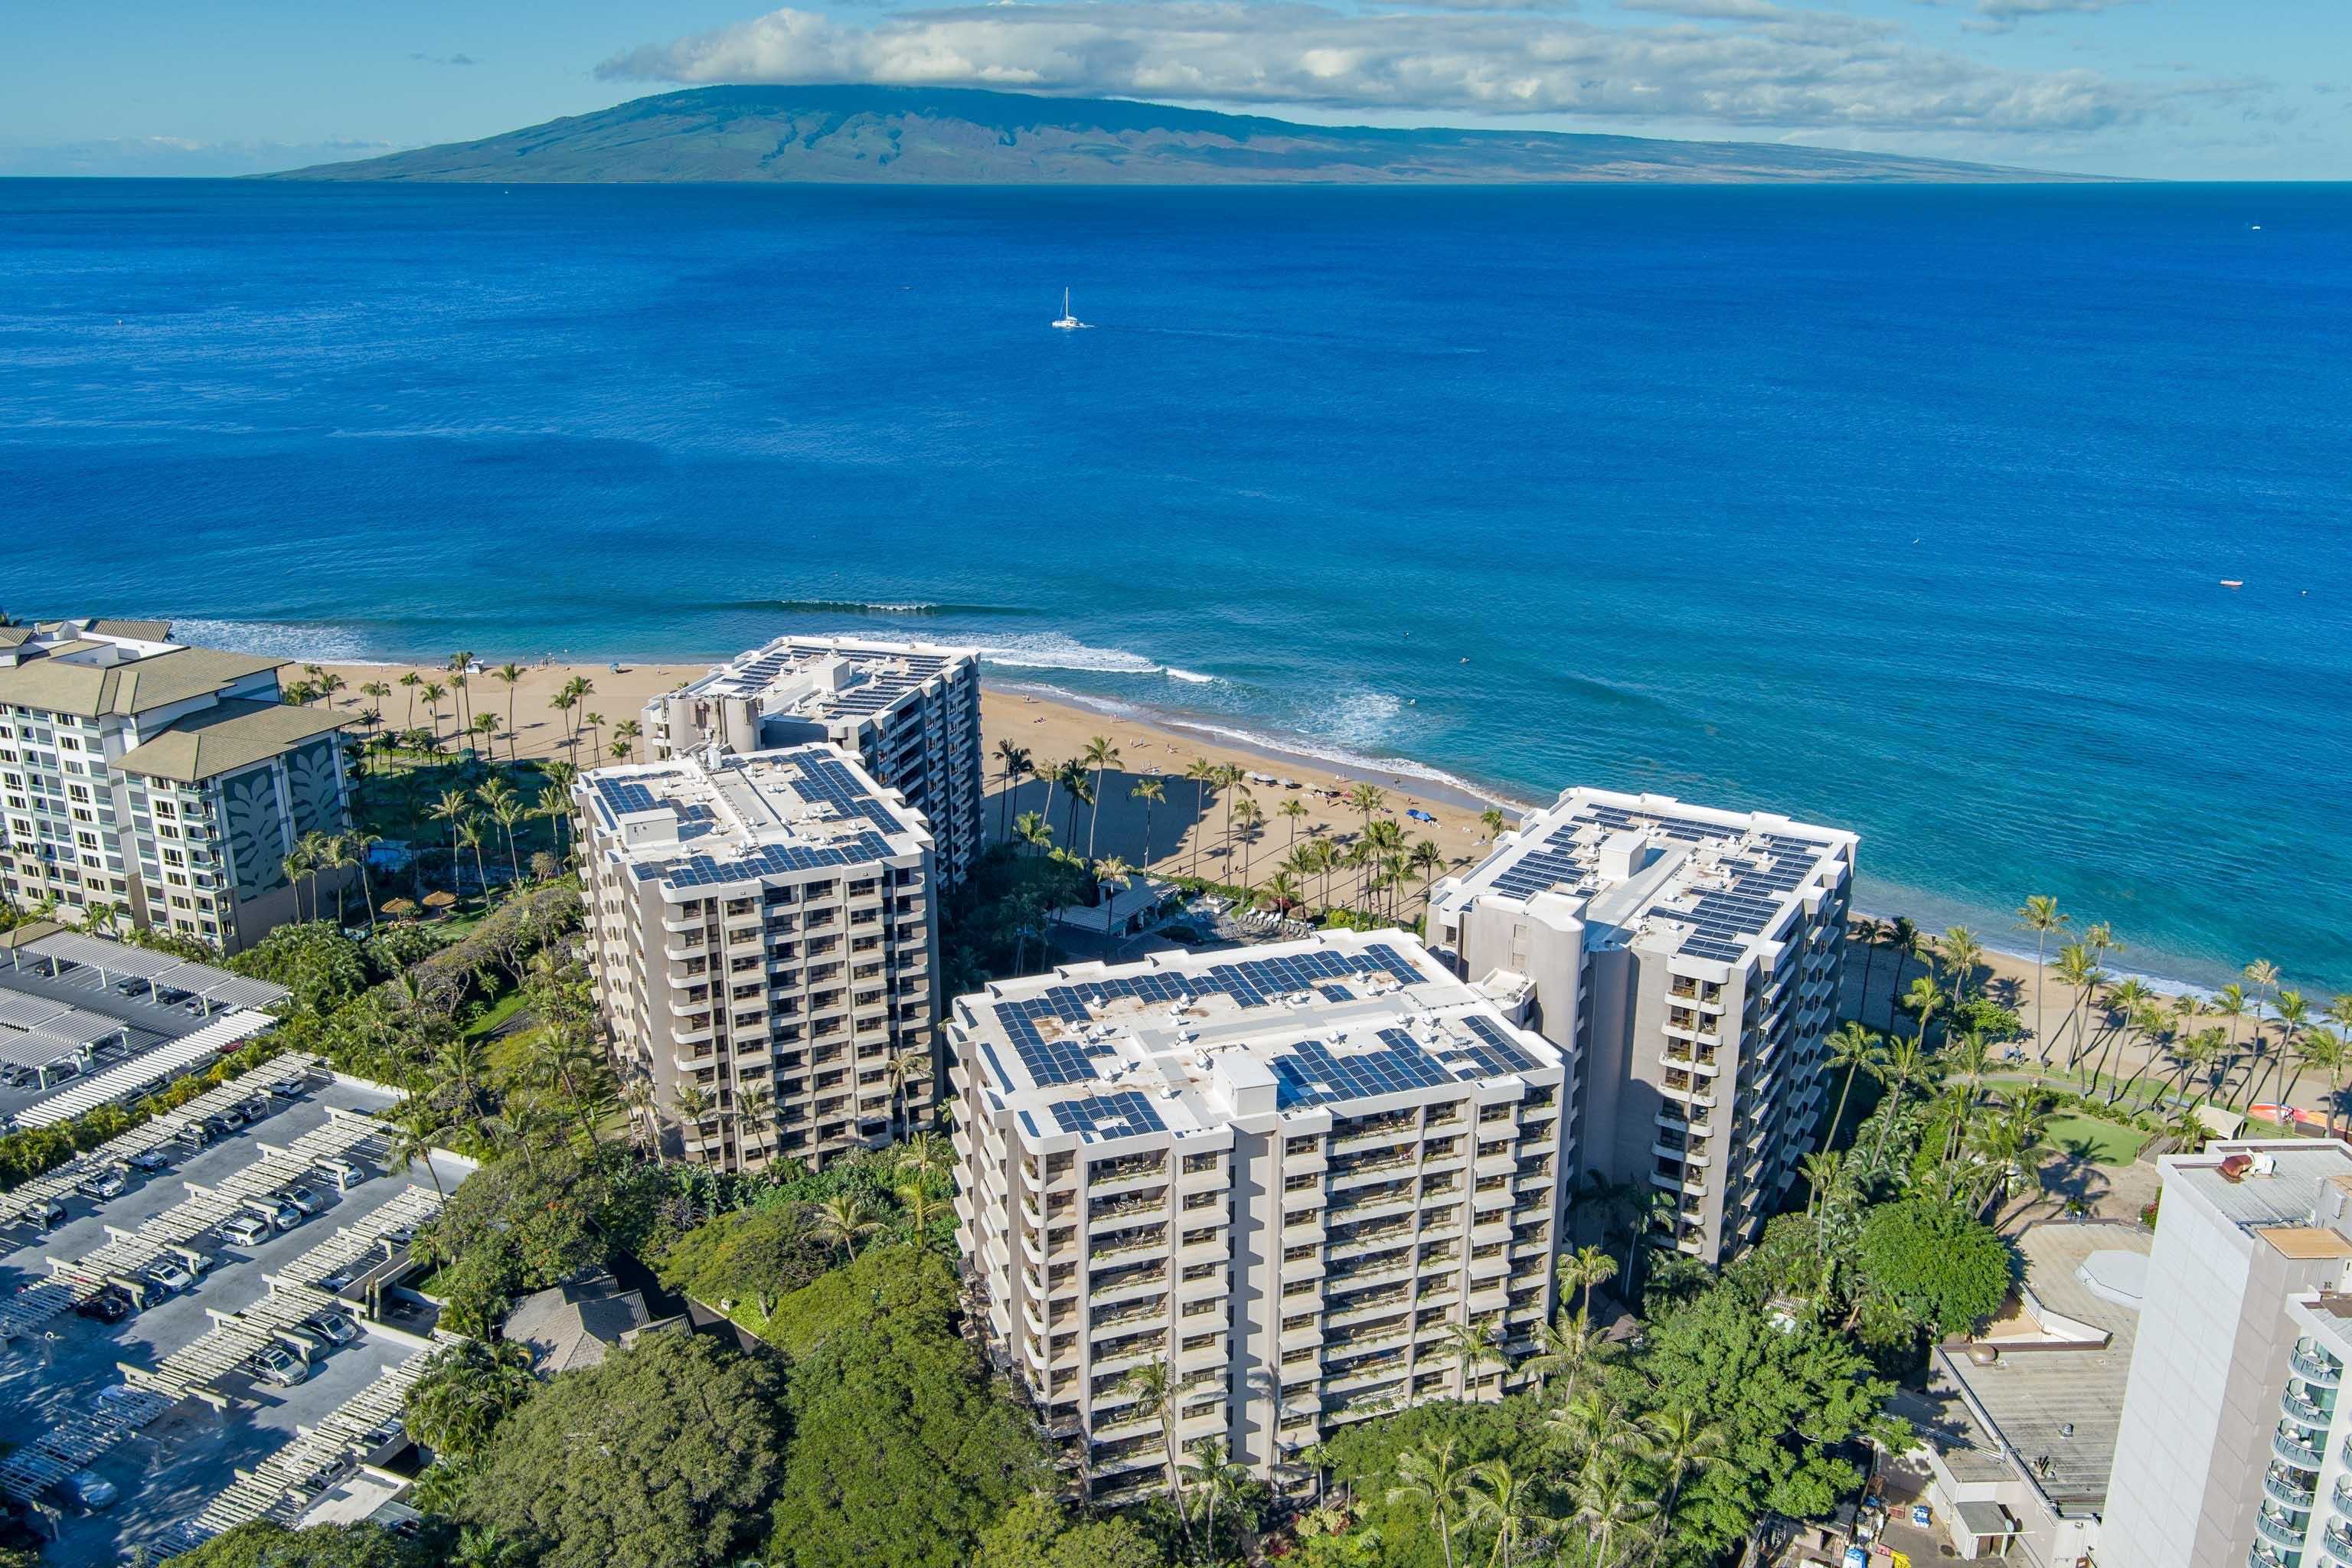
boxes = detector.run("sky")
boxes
[1,0,2343,179]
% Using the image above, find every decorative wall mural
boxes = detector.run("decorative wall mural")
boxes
[285,739,344,835]
[220,766,290,897]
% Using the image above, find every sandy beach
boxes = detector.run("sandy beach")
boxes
[312,658,1517,904]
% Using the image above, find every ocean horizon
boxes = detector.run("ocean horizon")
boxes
[6,178,2348,995]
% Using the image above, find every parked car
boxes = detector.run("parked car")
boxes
[153,985,192,1006]
[316,1155,366,1187]
[381,1224,416,1250]
[127,1148,172,1173]
[303,1309,360,1347]
[54,1470,117,1513]
[75,1288,134,1325]
[278,1182,326,1217]
[253,1344,310,1387]
[90,1384,148,1420]
[76,1167,129,1201]
[200,1113,235,1139]
[242,1096,270,1121]
[268,1074,308,1099]
[266,1200,302,1231]
[220,1213,273,1249]
[18,1197,67,1230]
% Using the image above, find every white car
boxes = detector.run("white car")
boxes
[220,1214,273,1248]
[303,1310,360,1347]
[145,1260,196,1295]
[253,1343,310,1387]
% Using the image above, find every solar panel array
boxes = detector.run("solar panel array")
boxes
[702,639,958,719]
[1050,1090,1169,1142]
[1478,799,1838,965]
[992,944,1426,1089]
[789,751,907,837]
[647,829,897,890]
[1453,1014,1545,1076]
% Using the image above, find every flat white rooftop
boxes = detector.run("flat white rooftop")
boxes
[1440,787,1854,967]
[580,743,929,893]
[675,635,976,723]
[958,931,1563,1146]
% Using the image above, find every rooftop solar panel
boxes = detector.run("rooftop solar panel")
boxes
[1050,1091,1169,1142]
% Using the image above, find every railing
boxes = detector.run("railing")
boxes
[2256,1508,2311,1551]
[2298,1344,2346,1389]
[2284,1392,2334,1430]
[2265,1465,2318,1511]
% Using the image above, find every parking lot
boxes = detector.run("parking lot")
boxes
[0,1068,469,1566]
[1,933,289,1128]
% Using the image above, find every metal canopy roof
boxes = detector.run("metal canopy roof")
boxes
[0,1030,89,1070]
[18,932,289,1011]
[22,931,179,978]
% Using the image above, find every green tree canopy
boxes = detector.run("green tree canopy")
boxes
[405,1338,539,1460]
[458,1331,788,1568]
[172,1521,435,1568]
[655,1204,834,1319]
[969,1492,1163,1568]
[1642,1284,1894,1555]
[766,1250,1050,1568]
[1856,1197,2017,1339]
[228,922,371,1015]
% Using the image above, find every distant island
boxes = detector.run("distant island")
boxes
[263,84,2092,185]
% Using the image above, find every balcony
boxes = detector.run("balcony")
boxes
[2299,1343,2345,1390]
[2326,1523,2352,1568]
[2283,1392,2334,1432]
[2265,1466,2319,1511]
[2256,1508,2311,1552]
[2275,1426,2324,1469]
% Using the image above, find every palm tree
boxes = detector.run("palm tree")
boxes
[992,740,1034,843]
[1387,1436,1470,1568]
[1051,758,1090,850]
[737,1084,776,1163]
[2209,982,2252,1100]
[1886,916,1920,1004]
[2053,942,2107,1069]
[1120,1361,1195,1554]
[1823,1021,1884,1145]
[2278,1011,2334,1126]
[1522,1306,1613,1403]
[884,1045,930,1137]
[456,817,489,903]
[2016,894,2069,1064]
[1182,1438,1253,1560]
[1279,796,1309,851]
[350,830,381,926]
[389,1119,447,1198]
[1464,1459,1545,1568]
[361,679,392,723]
[2259,990,2314,1116]
[1130,776,1167,868]
[398,670,423,728]
[1182,757,1221,877]
[806,1192,883,1257]
[670,1083,715,1158]
[490,662,524,758]
[1409,838,1446,910]
[1870,1034,1933,1173]
[2328,997,2352,1134]
[1233,798,1266,883]
[1257,869,1305,916]
[1438,1319,1504,1393]
[1939,925,1984,1004]
[1478,805,1507,841]
[420,681,449,747]
[1216,763,1248,880]
[1640,1406,1726,1565]
[1557,1243,1617,1318]
[281,838,316,923]
[1013,809,1052,858]
[548,690,577,748]
[1572,1453,1658,1568]
[316,833,357,926]
[1903,974,1945,1054]
[1346,781,1387,834]
[1080,736,1121,860]
[615,717,643,763]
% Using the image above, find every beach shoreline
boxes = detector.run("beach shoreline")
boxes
[285,646,2265,1011]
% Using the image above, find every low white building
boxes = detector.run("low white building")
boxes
[575,743,939,1171]
[949,930,1570,1505]
[645,636,982,886]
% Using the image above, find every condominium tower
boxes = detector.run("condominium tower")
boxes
[645,636,983,885]
[2102,1139,2352,1568]
[576,743,939,1171]
[0,618,354,952]
[1427,788,1854,1265]
[950,930,1569,1504]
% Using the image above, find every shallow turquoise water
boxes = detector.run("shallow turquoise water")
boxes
[5,179,2347,989]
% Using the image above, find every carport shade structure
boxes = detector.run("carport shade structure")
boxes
[18,931,289,1015]
[0,1008,128,1086]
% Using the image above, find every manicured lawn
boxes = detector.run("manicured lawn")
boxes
[2044,1114,2148,1165]
[464,989,531,1041]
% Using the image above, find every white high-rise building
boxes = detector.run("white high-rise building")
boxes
[949,930,1570,1506]
[0,618,354,952]
[645,636,983,885]
[575,743,939,1171]
[2102,1139,2352,1568]
[1428,788,1854,1265]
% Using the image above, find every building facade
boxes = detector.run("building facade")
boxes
[2102,1140,2352,1568]
[0,619,354,953]
[575,743,939,1171]
[1427,789,1854,1265]
[645,636,983,886]
[949,931,1569,1504]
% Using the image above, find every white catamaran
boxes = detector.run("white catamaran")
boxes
[1050,289,1089,330]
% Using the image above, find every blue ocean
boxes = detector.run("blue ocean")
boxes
[4,179,2347,991]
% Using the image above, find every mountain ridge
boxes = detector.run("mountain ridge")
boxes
[263,85,2098,185]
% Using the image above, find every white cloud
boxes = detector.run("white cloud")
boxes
[596,1,2218,134]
